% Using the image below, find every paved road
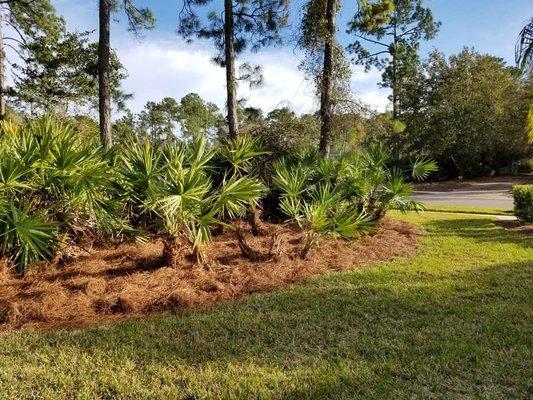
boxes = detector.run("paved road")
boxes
[412,181,514,209]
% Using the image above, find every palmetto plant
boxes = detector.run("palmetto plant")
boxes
[350,145,438,219]
[121,135,265,264]
[0,117,126,273]
[272,159,375,259]
[271,145,436,258]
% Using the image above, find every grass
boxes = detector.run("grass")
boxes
[0,211,531,399]
[422,204,513,215]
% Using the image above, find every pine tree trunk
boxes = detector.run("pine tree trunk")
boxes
[0,12,6,120]
[318,0,336,157]
[392,20,399,120]
[98,0,112,148]
[224,0,239,140]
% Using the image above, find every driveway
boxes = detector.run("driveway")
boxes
[412,177,532,210]
[412,188,513,209]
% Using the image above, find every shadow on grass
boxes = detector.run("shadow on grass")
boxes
[1,214,532,399]
[426,217,532,248]
[4,260,530,399]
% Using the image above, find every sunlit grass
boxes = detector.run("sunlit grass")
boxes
[0,211,531,399]
[422,204,513,215]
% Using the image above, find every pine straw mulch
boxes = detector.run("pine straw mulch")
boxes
[0,218,420,331]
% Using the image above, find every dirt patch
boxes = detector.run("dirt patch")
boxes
[494,220,533,236]
[0,219,420,330]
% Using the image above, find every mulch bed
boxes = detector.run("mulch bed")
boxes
[0,218,420,330]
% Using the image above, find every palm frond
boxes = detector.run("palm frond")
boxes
[411,157,438,181]
[0,203,58,273]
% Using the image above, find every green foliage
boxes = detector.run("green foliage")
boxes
[178,93,223,139]
[348,0,440,117]
[393,49,532,178]
[245,107,320,155]
[0,117,127,272]
[513,185,533,223]
[215,135,268,177]
[113,94,223,144]
[0,114,435,272]
[120,135,265,261]
[271,145,436,256]
[11,30,131,114]
[138,97,181,142]
[0,203,58,274]
[178,1,289,65]
[113,0,156,36]
[516,18,533,74]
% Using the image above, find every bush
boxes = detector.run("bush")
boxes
[513,185,533,223]
[0,116,435,273]
[0,115,270,273]
[270,145,437,257]
[0,117,127,273]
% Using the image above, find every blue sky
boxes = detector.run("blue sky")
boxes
[51,0,533,115]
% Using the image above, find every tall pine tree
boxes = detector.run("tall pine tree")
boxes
[98,0,155,147]
[178,0,289,140]
[348,0,438,119]
[0,0,64,119]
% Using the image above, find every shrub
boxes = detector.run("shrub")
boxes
[119,135,265,264]
[0,117,127,273]
[271,146,437,258]
[513,185,533,223]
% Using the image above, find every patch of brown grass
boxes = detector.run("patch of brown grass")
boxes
[0,218,420,330]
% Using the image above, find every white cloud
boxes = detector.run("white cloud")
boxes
[116,39,389,116]
[49,0,390,117]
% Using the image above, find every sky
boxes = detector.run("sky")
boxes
[50,0,533,116]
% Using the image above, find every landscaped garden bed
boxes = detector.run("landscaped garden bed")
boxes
[0,218,418,330]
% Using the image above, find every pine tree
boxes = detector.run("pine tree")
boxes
[98,0,155,148]
[0,0,64,119]
[348,0,438,119]
[178,0,289,140]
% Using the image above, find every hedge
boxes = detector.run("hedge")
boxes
[513,185,533,223]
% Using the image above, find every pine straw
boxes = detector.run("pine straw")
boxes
[0,218,420,330]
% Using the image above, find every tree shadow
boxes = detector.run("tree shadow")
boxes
[426,217,532,248]
[3,259,530,398]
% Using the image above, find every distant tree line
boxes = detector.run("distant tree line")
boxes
[0,0,531,178]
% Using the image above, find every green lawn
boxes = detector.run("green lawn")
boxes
[0,212,532,399]
[422,204,513,215]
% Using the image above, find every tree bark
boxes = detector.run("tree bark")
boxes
[318,0,336,157]
[391,19,399,120]
[0,12,6,120]
[224,0,239,140]
[98,0,112,148]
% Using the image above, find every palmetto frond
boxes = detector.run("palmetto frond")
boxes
[333,206,376,239]
[216,135,266,177]
[516,18,533,73]
[411,157,438,181]
[272,159,310,198]
[212,176,265,219]
[0,203,58,273]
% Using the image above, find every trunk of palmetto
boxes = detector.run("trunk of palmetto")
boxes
[248,206,262,236]
[318,0,336,157]
[0,12,6,120]
[98,0,112,148]
[162,235,181,267]
[224,0,239,140]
